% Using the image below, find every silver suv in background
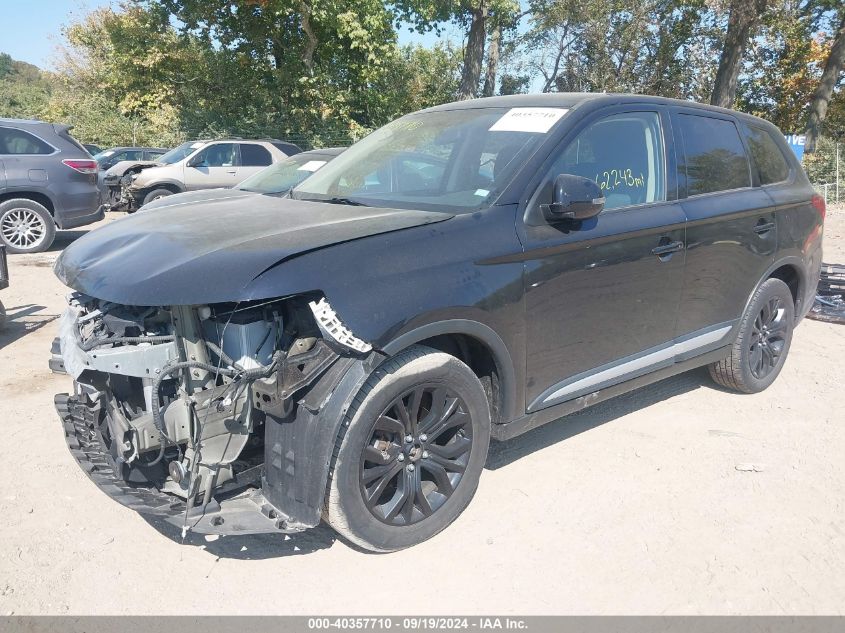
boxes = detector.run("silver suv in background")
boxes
[114,139,301,211]
[0,119,101,253]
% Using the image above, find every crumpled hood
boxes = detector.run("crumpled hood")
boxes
[103,160,162,180]
[55,195,452,306]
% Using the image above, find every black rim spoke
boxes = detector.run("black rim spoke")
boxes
[749,297,789,379]
[359,383,474,527]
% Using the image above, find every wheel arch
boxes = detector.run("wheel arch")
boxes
[0,191,56,217]
[381,319,518,425]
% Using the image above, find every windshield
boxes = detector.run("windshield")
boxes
[292,107,567,211]
[237,153,334,194]
[158,141,204,165]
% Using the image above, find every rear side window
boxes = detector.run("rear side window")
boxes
[746,126,790,185]
[677,114,750,195]
[240,143,272,166]
[0,127,54,155]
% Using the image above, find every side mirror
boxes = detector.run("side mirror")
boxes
[186,155,204,168]
[542,174,605,222]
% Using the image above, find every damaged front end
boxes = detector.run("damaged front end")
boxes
[53,292,379,535]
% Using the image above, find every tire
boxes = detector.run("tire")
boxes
[324,345,491,552]
[0,300,5,331]
[0,199,56,254]
[709,278,795,393]
[142,188,174,206]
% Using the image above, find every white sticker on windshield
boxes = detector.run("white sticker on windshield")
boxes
[102,150,115,156]
[489,108,569,133]
[474,189,489,196]
[297,160,327,172]
[190,142,204,149]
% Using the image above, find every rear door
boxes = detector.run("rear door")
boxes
[671,108,776,336]
[237,143,273,182]
[183,142,238,189]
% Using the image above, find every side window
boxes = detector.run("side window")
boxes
[546,111,665,211]
[746,126,790,185]
[123,150,143,161]
[239,143,272,167]
[677,114,750,195]
[193,143,236,167]
[0,127,54,155]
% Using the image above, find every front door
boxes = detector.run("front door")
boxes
[183,142,239,190]
[519,108,687,412]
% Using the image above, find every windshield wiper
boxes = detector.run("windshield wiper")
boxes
[321,196,370,207]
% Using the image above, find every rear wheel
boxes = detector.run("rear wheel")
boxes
[0,199,56,254]
[324,346,491,552]
[0,300,6,330]
[709,278,795,393]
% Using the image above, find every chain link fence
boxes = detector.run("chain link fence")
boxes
[805,136,842,205]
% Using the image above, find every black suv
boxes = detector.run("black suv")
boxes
[52,94,823,552]
[1,119,101,253]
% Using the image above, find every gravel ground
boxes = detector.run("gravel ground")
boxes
[0,207,843,615]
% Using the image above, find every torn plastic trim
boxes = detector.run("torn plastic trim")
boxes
[309,297,372,354]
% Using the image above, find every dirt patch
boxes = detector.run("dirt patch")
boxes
[0,210,843,615]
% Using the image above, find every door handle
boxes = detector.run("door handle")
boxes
[651,240,685,256]
[753,220,776,234]
[226,170,237,174]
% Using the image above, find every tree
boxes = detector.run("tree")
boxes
[0,53,52,120]
[806,8,845,151]
[393,0,519,100]
[710,0,769,108]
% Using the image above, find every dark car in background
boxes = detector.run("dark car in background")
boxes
[53,94,823,552]
[138,147,345,212]
[0,118,101,253]
[93,146,169,171]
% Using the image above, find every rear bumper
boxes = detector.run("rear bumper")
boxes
[57,204,105,230]
[55,391,306,536]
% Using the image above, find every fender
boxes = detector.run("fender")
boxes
[382,318,519,424]
[261,351,385,527]
[140,179,185,193]
[738,255,814,329]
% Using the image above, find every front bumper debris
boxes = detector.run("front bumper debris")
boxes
[808,262,845,325]
[55,392,306,536]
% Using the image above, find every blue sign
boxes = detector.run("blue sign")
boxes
[785,134,806,161]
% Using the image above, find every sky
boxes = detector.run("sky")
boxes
[0,0,456,70]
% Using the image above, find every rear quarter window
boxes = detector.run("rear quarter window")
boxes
[0,127,54,155]
[240,143,273,166]
[677,114,750,196]
[746,126,790,184]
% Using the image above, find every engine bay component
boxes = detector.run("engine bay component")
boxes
[53,292,370,535]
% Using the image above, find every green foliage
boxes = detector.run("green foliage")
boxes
[0,52,52,120]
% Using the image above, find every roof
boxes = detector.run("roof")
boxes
[0,118,48,126]
[303,147,346,157]
[418,93,773,126]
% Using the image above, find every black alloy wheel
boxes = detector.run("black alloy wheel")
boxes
[748,296,788,379]
[324,345,491,552]
[359,384,473,526]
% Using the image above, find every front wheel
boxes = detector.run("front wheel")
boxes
[324,346,491,552]
[709,278,795,393]
[141,188,174,206]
